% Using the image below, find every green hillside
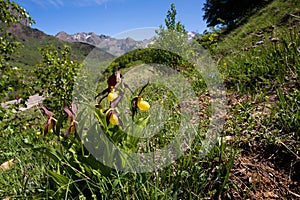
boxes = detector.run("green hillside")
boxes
[213,0,300,94]
[7,23,111,70]
[218,0,299,49]
[1,23,114,101]
[212,0,300,198]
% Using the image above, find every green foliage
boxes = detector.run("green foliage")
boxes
[0,108,50,199]
[34,131,112,199]
[33,96,229,199]
[196,28,221,52]
[162,3,186,33]
[151,3,188,68]
[0,0,34,27]
[276,88,300,138]
[33,45,81,115]
[0,0,35,147]
[0,0,34,100]
[10,27,96,72]
[100,3,206,96]
[219,19,300,94]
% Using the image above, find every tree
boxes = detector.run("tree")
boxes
[163,3,186,33]
[1,0,33,99]
[150,3,189,69]
[0,0,34,119]
[0,0,35,137]
[202,0,270,28]
[0,0,34,99]
[33,45,81,115]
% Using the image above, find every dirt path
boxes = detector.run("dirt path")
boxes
[1,94,44,111]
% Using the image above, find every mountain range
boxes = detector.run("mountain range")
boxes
[6,23,199,70]
[55,31,151,56]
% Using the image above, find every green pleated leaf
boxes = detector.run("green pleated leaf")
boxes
[47,170,70,187]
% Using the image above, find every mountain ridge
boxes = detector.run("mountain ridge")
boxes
[6,23,112,70]
[55,31,151,56]
[6,23,200,70]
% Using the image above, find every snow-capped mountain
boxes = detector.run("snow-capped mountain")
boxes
[55,31,199,56]
[55,31,150,56]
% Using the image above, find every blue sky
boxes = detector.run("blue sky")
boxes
[14,0,207,39]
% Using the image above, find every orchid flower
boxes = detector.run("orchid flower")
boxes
[105,92,124,127]
[95,70,122,103]
[131,82,150,120]
[107,110,120,125]
[40,106,56,137]
[64,102,77,137]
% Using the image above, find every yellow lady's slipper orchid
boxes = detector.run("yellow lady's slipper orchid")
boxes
[95,70,122,103]
[137,98,150,111]
[109,113,119,125]
[48,117,55,132]
[131,82,151,120]
[108,91,118,102]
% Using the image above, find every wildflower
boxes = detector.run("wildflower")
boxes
[137,97,150,111]
[40,106,56,137]
[107,88,119,102]
[131,82,150,120]
[105,92,124,127]
[271,37,279,42]
[256,40,264,45]
[95,70,122,103]
[289,42,295,47]
[64,102,77,137]
[107,110,119,125]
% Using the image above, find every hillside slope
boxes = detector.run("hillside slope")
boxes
[216,0,300,56]
[7,23,106,71]
[214,0,300,198]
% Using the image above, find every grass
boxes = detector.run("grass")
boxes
[1,0,300,199]
[0,108,50,199]
[214,0,300,197]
